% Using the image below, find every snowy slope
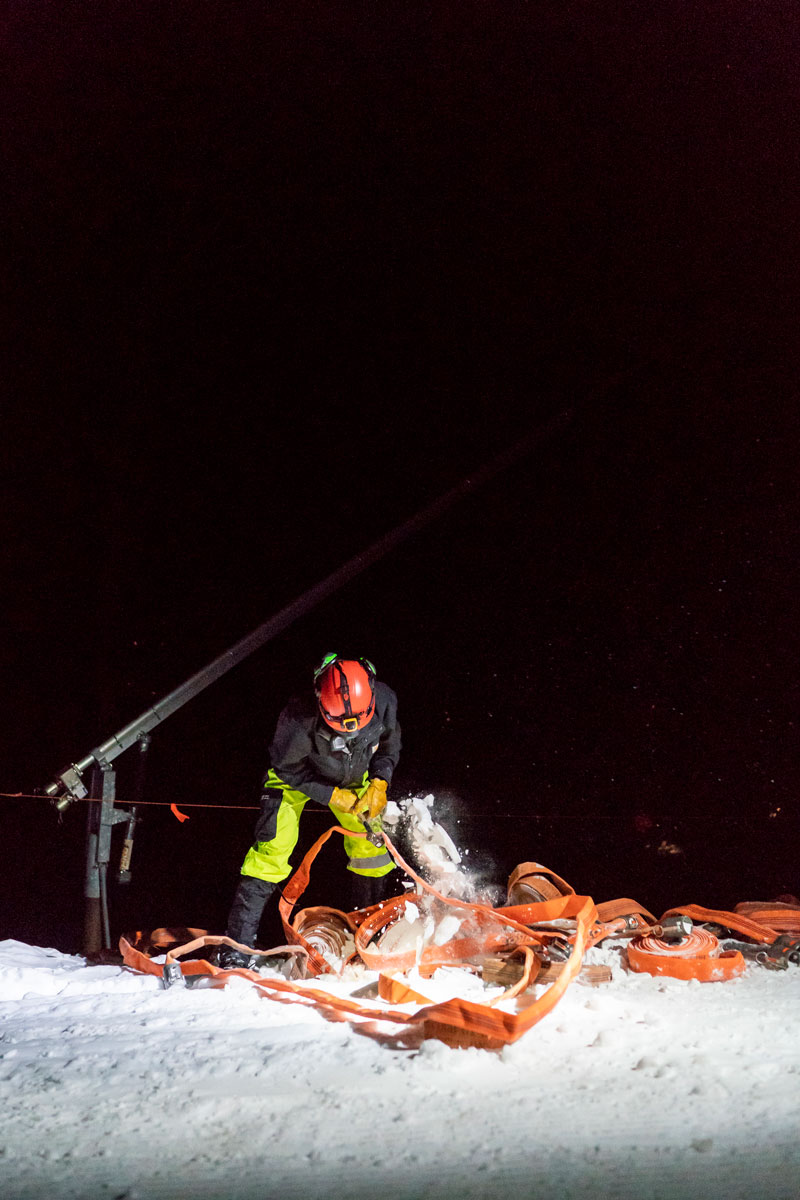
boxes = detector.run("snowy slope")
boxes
[1,937,798,1200]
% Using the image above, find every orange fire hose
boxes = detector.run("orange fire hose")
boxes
[119,827,798,1046]
[121,826,596,1048]
[627,926,746,982]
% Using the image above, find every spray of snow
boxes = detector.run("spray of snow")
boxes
[373,894,473,962]
[383,792,502,904]
[357,794,511,969]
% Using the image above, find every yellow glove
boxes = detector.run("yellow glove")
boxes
[353,778,388,819]
[330,787,359,813]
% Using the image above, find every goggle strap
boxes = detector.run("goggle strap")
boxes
[314,653,377,685]
[313,651,339,682]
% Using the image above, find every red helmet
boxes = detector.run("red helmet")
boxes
[314,654,376,733]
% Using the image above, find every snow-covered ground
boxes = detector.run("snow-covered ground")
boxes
[1,934,798,1200]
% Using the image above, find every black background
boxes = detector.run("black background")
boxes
[3,3,798,951]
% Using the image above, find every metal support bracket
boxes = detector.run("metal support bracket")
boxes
[84,762,134,955]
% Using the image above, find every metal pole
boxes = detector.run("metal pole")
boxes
[83,761,129,955]
[46,407,574,805]
[95,764,116,951]
[118,734,149,884]
[83,769,102,956]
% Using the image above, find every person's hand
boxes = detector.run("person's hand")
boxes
[353,778,388,819]
[330,787,359,813]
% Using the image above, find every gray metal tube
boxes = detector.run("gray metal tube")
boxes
[46,408,573,799]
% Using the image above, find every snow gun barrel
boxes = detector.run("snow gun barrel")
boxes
[43,409,576,813]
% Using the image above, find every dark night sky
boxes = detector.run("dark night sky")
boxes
[3,3,799,950]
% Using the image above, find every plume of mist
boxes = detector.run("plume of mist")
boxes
[383,792,505,906]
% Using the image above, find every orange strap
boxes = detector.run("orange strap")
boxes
[277,825,366,975]
[122,827,597,1048]
[507,862,575,898]
[595,897,658,925]
[285,826,598,1046]
[119,832,768,1047]
[734,902,800,935]
[662,904,779,944]
[378,945,539,1009]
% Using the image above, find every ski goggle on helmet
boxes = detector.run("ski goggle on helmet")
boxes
[314,653,376,734]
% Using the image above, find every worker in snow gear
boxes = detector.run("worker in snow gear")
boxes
[218,653,401,970]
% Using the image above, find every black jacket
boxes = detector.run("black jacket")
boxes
[265,681,401,807]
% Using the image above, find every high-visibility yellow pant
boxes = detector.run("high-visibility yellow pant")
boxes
[240,771,394,883]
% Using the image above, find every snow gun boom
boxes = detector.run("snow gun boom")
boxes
[45,407,574,811]
[41,409,574,952]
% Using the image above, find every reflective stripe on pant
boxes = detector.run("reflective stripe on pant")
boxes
[240,770,394,883]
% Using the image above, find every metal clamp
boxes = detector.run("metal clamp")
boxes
[652,916,693,942]
[756,935,800,971]
[721,934,800,971]
[542,935,572,963]
[162,961,186,989]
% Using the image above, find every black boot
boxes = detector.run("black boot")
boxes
[218,876,276,969]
